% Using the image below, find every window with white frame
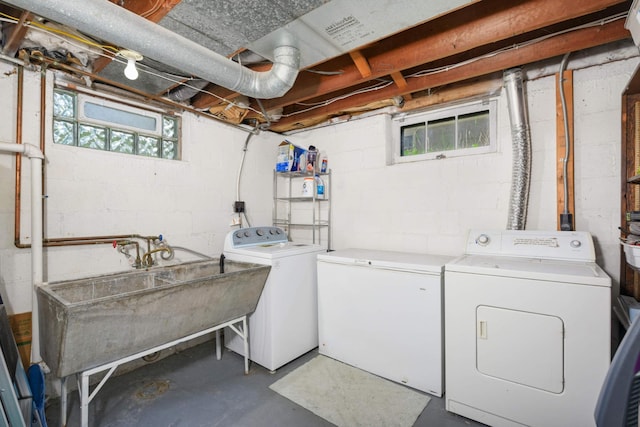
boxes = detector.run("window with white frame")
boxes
[52,88,180,160]
[391,99,497,163]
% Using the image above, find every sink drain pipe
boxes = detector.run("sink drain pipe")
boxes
[504,68,532,230]
[0,142,44,364]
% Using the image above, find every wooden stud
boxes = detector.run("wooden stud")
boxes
[556,69,575,231]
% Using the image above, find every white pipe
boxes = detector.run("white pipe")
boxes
[0,142,45,364]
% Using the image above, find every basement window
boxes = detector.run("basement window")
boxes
[391,99,496,163]
[52,89,180,160]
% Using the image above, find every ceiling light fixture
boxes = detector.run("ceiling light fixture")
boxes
[118,49,143,80]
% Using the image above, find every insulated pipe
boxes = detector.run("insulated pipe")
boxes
[4,0,301,99]
[0,142,45,364]
[503,68,532,230]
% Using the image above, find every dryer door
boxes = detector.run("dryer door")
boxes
[476,305,564,393]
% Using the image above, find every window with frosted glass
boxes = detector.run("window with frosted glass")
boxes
[53,88,180,160]
[161,116,179,159]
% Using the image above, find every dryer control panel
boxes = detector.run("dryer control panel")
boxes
[227,226,288,248]
[465,230,595,262]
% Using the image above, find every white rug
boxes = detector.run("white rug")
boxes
[269,355,430,427]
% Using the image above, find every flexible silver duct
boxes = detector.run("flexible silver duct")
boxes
[503,68,532,230]
[5,0,300,99]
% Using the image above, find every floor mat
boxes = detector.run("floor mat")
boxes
[269,355,430,427]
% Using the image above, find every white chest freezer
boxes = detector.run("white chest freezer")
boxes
[317,248,453,396]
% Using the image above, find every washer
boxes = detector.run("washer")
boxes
[444,230,611,427]
[223,226,325,371]
[317,248,453,396]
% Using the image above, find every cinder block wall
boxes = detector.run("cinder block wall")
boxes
[290,54,639,289]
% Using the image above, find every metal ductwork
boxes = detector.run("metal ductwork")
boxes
[503,68,532,230]
[4,0,301,99]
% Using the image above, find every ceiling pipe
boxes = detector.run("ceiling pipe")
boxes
[3,0,301,99]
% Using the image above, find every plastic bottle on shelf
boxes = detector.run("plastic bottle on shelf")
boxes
[302,176,314,197]
[315,175,325,198]
[307,145,318,172]
[320,152,328,173]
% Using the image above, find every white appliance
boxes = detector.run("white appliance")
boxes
[316,248,454,396]
[223,226,325,371]
[445,230,611,427]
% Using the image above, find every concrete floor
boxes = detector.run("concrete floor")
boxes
[44,341,486,427]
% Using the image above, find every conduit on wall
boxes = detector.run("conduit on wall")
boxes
[504,68,532,230]
[3,0,301,99]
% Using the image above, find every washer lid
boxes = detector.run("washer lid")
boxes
[317,248,454,274]
[225,242,324,260]
[445,254,611,287]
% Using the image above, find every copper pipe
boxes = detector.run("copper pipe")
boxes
[42,239,116,247]
[44,234,160,243]
[17,234,162,249]
[15,65,48,248]
[10,58,170,250]
[14,66,23,247]
[44,235,140,242]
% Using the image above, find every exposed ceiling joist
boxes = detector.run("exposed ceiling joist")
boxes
[0,0,633,133]
[349,50,372,78]
[268,17,629,132]
[1,10,30,56]
[254,0,627,114]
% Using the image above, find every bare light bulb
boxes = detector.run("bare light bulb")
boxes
[124,58,139,80]
[118,49,143,81]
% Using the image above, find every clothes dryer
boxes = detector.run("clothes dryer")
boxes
[444,230,611,427]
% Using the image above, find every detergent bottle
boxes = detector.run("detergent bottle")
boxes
[315,174,325,198]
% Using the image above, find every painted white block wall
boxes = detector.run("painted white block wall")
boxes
[290,55,640,287]
[0,49,635,317]
[0,64,276,315]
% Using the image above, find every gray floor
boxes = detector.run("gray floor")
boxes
[44,341,486,427]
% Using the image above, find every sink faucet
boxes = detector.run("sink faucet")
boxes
[113,234,173,269]
[113,240,142,268]
[142,246,174,268]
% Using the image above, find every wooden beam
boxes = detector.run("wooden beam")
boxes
[258,0,626,112]
[270,18,627,132]
[556,69,575,231]
[402,74,503,111]
[349,50,372,78]
[2,11,31,57]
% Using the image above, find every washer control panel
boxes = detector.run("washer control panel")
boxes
[228,226,288,248]
[465,229,596,262]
